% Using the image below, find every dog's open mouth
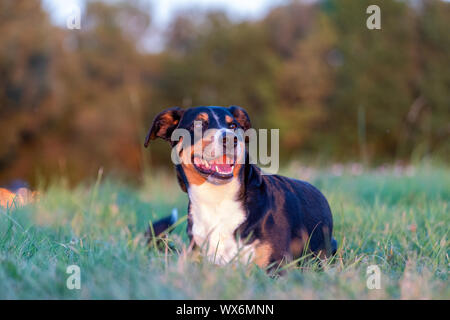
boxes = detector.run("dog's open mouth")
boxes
[193,155,235,178]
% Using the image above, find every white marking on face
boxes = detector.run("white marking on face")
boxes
[211,128,242,163]
[210,109,221,127]
[188,177,255,265]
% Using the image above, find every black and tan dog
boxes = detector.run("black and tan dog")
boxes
[145,106,337,269]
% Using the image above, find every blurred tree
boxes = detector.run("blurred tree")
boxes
[0,0,154,185]
[57,1,152,180]
[154,11,280,127]
[274,11,337,156]
[264,1,316,58]
[0,0,449,185]
[413,0,450,159]
[0,0,54,183]
[324,0,417,162]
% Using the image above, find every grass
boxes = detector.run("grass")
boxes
[0,164,448,299]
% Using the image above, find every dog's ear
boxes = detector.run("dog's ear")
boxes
[229,105,251,131]
[144,107,184,147]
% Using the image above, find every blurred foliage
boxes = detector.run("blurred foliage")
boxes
[0,0,449,185]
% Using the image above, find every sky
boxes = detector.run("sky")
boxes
[42,0,287,28]
[41,0,287,52]
[39,0,450,29]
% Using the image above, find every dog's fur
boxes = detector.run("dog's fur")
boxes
[145,106,337,269]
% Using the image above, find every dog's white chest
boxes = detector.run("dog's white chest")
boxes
[188,179,254,265]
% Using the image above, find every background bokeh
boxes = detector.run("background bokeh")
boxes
[0,0,449,186]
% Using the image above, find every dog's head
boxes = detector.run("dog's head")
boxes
[145,106,251,186]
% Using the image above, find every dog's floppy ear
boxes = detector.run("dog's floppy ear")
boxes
[144,107,184,147]
[229,105,251,131]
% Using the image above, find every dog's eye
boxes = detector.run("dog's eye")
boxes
[228,123,237,129]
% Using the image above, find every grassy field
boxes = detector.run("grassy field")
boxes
[0,164,448,299]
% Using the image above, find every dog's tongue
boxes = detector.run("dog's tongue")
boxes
[213,163,233,174]
[195,155,234,174]
[213,155,233,174]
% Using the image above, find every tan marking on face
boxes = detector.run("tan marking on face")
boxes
[182,163,207,186]
[178,136,208,186]
[225,115,233,123]
[254,242,273,268]
[196,112,209,122]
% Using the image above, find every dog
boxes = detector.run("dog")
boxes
[144,106,337,270]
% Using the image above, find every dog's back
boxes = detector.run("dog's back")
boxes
[237,167,337,261]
